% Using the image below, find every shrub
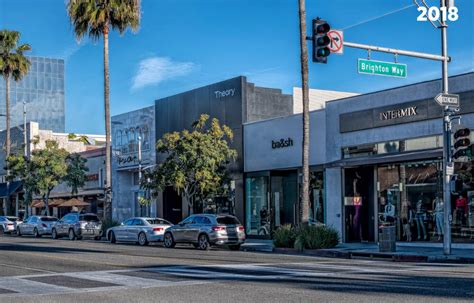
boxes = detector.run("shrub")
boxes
[273,224,296,248]
[294,225,339,251]
[101,219,120,236]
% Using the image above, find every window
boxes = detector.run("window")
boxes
[217,216,240,225]
[115,130,122,147]
[40,217,58,222]
[132,219,145,226]
[79,215,100,222]
[123,219,134,226]
[194,216,211,224]
[146,219,172,225]
[181,216,194,224]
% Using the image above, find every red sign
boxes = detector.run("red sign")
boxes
[328,30,344,54]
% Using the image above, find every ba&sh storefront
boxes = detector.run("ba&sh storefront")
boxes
[243,110,327,238]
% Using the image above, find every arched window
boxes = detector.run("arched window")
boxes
[115,130,122,147]
[129,128,136,152]
[122,129,129,153]
[142,125,150,150]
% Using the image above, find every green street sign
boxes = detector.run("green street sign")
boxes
[358,59,407,78]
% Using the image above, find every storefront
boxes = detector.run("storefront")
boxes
[327,72,474,244]
[244,110,327,237]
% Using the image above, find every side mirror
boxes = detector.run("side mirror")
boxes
[120,222,124,226]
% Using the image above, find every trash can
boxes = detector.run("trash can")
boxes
[379,225,396,252]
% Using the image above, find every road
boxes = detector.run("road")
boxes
[0,235,472,303]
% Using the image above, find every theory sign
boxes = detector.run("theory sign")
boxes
[358,59,407,78]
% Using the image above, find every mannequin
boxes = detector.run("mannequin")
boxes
[455,194,468,226]
[384,200,396,223]
[415,193,427,240]
[432,195,444,240]
[402,201,414,242]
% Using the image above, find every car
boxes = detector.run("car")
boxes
[51,213,102,241]
[0,216,22,234]
[163,214,245,250]
[107,217,173,246]
[17,216,58,237]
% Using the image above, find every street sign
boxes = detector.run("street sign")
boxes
[434,93,460,107]
[328,30,343,54]
[357,59,407,78]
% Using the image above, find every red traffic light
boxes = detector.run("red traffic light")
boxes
[315,23,330,34]
[454,128,470,139]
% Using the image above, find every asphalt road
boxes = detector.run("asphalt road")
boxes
[0,235,473,303]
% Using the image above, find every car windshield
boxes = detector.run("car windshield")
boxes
[216,216,240,225]
[79,215,100,222]
[6,217,18,222]
[40,217,58,222]
[146,219,172,225]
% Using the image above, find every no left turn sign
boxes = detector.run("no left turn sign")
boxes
[328,30,344,54]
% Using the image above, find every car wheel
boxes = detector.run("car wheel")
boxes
[68,229,76,241]
[197,234,211,250]
[109,231,116,244]
[228,244,241,251]
[138,232,149,246]
[51,228,57,239]
[163,232,175,248]
[34,228,41,238]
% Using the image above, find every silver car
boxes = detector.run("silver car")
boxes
[163,214,245,250]
[0,216,21,234]
[18,216,58,237]
[107,217,173,246]
[51,213,102,241]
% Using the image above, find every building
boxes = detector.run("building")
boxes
[0,121,105,216]
[0,56,65,132]
[111,76,294,223]
[292,87,358,113]
[244,72,474,244]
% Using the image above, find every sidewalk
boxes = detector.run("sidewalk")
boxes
[242,239,474,264]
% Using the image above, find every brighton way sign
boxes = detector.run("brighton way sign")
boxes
[358,59,407,78]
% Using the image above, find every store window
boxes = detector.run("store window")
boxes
[245,175,269,236]
[377,160,474,243]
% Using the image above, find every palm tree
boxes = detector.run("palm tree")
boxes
[66,0,141,220]
[0,30,31,165]
[297,0,310,224]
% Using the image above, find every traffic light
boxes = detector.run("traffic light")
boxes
[312,18,331,64]
[453,128,472,160]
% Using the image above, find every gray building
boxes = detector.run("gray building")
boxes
[244,72,474,245]
[0,56,65,132]
[111,76,293,223]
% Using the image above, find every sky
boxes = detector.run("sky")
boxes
[0,0,473,134]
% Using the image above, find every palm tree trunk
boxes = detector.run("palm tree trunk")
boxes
[298,0,310,225]
[103,27,112,220]
[5,76,11,162]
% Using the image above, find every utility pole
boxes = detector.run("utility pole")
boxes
[137,135,142,216]
[23,101,27,158]
[440,0,452,255]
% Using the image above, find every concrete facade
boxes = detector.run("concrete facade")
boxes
[243,72,474,242]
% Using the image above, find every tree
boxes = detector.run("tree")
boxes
[0,30,31,167]
[66,0,141,220]
[7,141,88,216]
[298,0,310,224]
[65,153,89,195]
[142,114,237,214]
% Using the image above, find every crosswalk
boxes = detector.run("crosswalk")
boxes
[0,261,470,298]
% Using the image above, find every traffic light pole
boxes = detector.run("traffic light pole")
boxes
[440,0,452,255]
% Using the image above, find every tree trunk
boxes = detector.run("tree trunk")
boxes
[44,192,51,216]
[298,0,310,225]
[103,27,112,220]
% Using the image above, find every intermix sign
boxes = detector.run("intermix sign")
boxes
[358,59,407,78]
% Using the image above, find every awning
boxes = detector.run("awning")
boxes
[49,199,65,207]
[59,198,90,207]
[0,181,23,198]
[31,200,45,208]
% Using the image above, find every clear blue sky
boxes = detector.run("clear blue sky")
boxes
[1,0,473,134]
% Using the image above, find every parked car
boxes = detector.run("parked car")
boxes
[51,213,102,241]
[17,216,58,237]
[107,217,173,246]
[0,216,22,234]
[163,214,245,250]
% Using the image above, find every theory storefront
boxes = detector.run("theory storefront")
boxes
[326,72,474,244]
[243,110,327,238]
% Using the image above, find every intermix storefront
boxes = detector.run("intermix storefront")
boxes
[244,72,474,243]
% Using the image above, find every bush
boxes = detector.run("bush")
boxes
[101,219,120,236]
[294,225,339,251]
[273,224,296,248]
